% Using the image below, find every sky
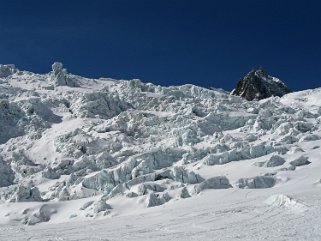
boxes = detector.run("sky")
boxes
[0,0,320,91]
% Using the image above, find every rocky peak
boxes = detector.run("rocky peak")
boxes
[231,67,291,101]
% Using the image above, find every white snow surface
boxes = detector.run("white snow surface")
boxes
[0,63,320,240]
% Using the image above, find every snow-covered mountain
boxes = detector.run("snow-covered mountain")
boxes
[0,63,320,240]
[231,67,291,100]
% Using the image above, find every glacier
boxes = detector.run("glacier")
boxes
[0,63,320,240]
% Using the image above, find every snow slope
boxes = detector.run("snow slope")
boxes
[0,63,320,240]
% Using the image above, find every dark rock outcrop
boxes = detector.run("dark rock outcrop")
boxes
[231,67,291,101]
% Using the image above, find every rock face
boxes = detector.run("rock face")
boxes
[231,67,291,101]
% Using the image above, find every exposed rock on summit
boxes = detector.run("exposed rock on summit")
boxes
[231,67,291,100]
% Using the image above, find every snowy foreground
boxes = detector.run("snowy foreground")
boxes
[0,63,320,240]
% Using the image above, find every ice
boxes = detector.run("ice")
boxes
[137,182,166,195]
[171,166,203,184]
[179,186,191,198]
[145,192,171,207]
[50,62,77,87]
[70,92,130,119]
[10,185,42,202]
[290,156,311,167]
[194,176,232,193]
[0,63,320,240]
[0,64,17,78]
[93,199,112,213]
[0,157,14,187]
[255,155,286,167]
[237,176,276,189]
[22,205,57,225]
[265,194,307,213]
[299,134,320,142]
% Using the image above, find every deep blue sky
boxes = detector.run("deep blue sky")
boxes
[0,0,320,91]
